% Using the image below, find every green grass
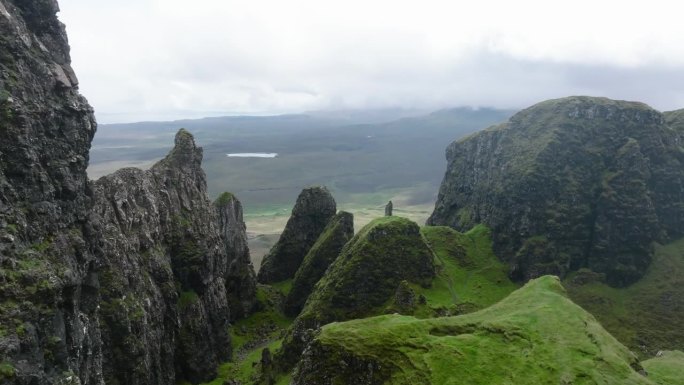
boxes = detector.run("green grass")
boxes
[271,279,293,296]
[214,191,236,207]
[566,238,684,357]
[177,291,199,309]
[0,361,14,381]
[198,339,284,385]
[642,351,684,385]
[196,285,293,385]
[417,225,519,315]
[297,276,654,385]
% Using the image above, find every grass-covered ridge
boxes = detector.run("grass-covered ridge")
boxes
[293,276,655,384]
[642,351,684,385]
[566,238,684,357]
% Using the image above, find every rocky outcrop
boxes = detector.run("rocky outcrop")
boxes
[89,130,257,385]
[279,217,435,369]
[215,192,257,321]
[429,96,684,286]
[0,2,257,384]
[257,187,336,284]
[0,0,101,383]
[384,201,393,216]
[283,211,354,317]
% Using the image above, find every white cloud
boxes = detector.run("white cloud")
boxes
[58,0,684,123]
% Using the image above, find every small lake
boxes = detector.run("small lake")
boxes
[226,153,278,158]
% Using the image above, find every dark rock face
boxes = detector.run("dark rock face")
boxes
[0,1,101,383]
[89,130,257,384]
[384,201,393,216]
[293,340,388,385]
[257,186,336,284]
[429,96,684,286]
[0,3,257,384]
[284,211,354,317]
[215,192,257,321]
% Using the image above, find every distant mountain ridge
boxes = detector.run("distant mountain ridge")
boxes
[89,106,515,210]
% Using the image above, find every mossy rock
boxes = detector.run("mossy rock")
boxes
[279,217,435,369]
[284,211,354,317]
[298,216,435,324]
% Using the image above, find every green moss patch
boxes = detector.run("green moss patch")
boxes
[214,191,236,207]
[197,285,293,385]
[0,361,15,381]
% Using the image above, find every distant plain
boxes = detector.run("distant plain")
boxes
[88,108,514,267]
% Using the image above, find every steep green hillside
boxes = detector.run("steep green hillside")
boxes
[643,351,684,385]
[293,276,654,385]
[566,238,684,357]
[418,225,518,315]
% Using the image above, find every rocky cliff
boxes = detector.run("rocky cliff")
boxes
[215,192,257,321]
[0,2,256,384]
[257,186,336,284]
[0,0,101,383]
[429,96,684,286]
[89,130,257,385]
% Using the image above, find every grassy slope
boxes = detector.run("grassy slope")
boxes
[643,351,684,385]
[418,225,518,315]
[566,238,684,357]
[192,226,684,384]
[188,285,293,385]
[305,276,654,385]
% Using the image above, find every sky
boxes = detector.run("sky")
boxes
[58,0,684,124]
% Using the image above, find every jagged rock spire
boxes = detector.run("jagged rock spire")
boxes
[257,186,337,284]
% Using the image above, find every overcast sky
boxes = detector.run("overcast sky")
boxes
[58,0,684,123]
